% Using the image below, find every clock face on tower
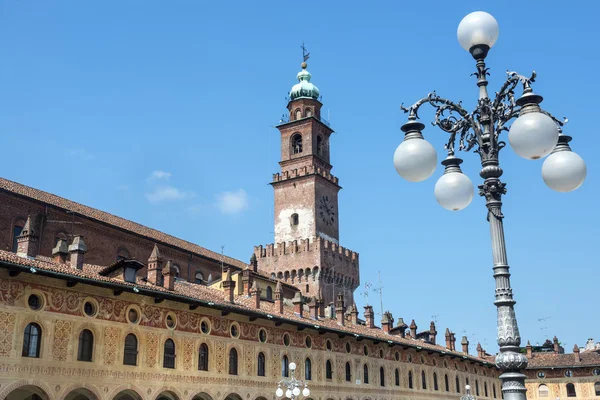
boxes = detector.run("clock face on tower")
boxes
[318,195,336,226]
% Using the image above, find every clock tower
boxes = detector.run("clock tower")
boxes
[254,60,359,306]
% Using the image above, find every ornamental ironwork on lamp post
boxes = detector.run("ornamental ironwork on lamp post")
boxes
[275,362,311,400]
[393,11,587,400]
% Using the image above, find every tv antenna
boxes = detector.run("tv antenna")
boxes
[362,282,372,305]
[372,271,384,317]
[431,314,440,325]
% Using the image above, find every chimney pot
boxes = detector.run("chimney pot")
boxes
[68,235,87,270]
[364,305,375,329]
[52,238,69,263]
[461,336,470,354]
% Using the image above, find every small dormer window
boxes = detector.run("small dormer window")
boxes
[291,213,299,226]
[292,134,303,154]
[124,267,137,283]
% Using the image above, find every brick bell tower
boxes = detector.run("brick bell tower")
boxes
[254,58,359,306]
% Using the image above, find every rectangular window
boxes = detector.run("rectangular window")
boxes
[124,267,137,283]
[12,225,23,252]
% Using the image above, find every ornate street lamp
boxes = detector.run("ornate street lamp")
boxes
[275,362,310,400]
[393,10,586,400]
[462,385,476,400]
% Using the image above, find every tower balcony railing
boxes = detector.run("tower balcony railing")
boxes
[277,115,330,127]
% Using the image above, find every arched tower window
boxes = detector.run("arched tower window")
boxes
[456,377,460,393]
[123,334,138,366]
[295,109,302,120]
[317,135,324,156]
[22,323,41,358]
[326,360,333,380]
[77,329,94,362]
[422,371,427,389]
[380,367,385,387]
[195,271,204,284]
[363,364,369,384]
[395,369,400,386]
[408,371,413,389]
[258,352,266,376]
[434,372,439,390]
[198,343,209,371]
[291,213,299,226]
[266,286,273,300]
[172,265,180,278]
[485,382,489,397]
[163,339,176,368]
[305,108,313,117]
[493,384,497,398]
[305,358,312,380]
[476,380,480,396]
[445,374,450,391]
[292,134,303,154]
[229,348,238,375]
[566,383,576,397]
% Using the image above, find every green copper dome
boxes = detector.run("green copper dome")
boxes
[289,62,320,101]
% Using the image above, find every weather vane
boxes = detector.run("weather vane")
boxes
[301,42,310,63]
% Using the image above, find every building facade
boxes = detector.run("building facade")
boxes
[523,338,600,400]
[0,61,503,400]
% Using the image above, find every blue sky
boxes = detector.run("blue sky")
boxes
[1,1,598,354]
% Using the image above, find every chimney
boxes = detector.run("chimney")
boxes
[222,268,236,303]
[250,253,258,272]
[445,328,452,350]
[429,321,437,345]
[162,260,177,291]
[451,332,456,351]
[308,297,319,320]
[364,305,375,329]
[16,216,38,258]
[381,311,394,333]
[476,342,484,358]
[317,288,325,318]
[68,235,87,270]
[526,341,533,358]
[275,281,284,314]
[349,303,359,325]
[250,280,261,309]
[292,292,304,317]
[553,336,560,353]
[147,244,164,286]
[52,239,69,263]
[242,267,252,295]
[461,336,470,354]
[573,344,580,363]
[410,320,417,339]
[396,318,408,338]
[335,294,345,326]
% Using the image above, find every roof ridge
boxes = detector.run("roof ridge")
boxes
[0,176,247,268]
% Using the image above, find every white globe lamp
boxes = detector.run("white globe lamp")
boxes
[457,11,499,54]
[542,135,586,192]
[509,111,559,160]
[394,120,437,182]
[434,157,474,211]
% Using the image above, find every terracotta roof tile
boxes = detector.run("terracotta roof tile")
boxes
[0,177,247,269]
[0,249,491,365]
[526,351,600,368]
